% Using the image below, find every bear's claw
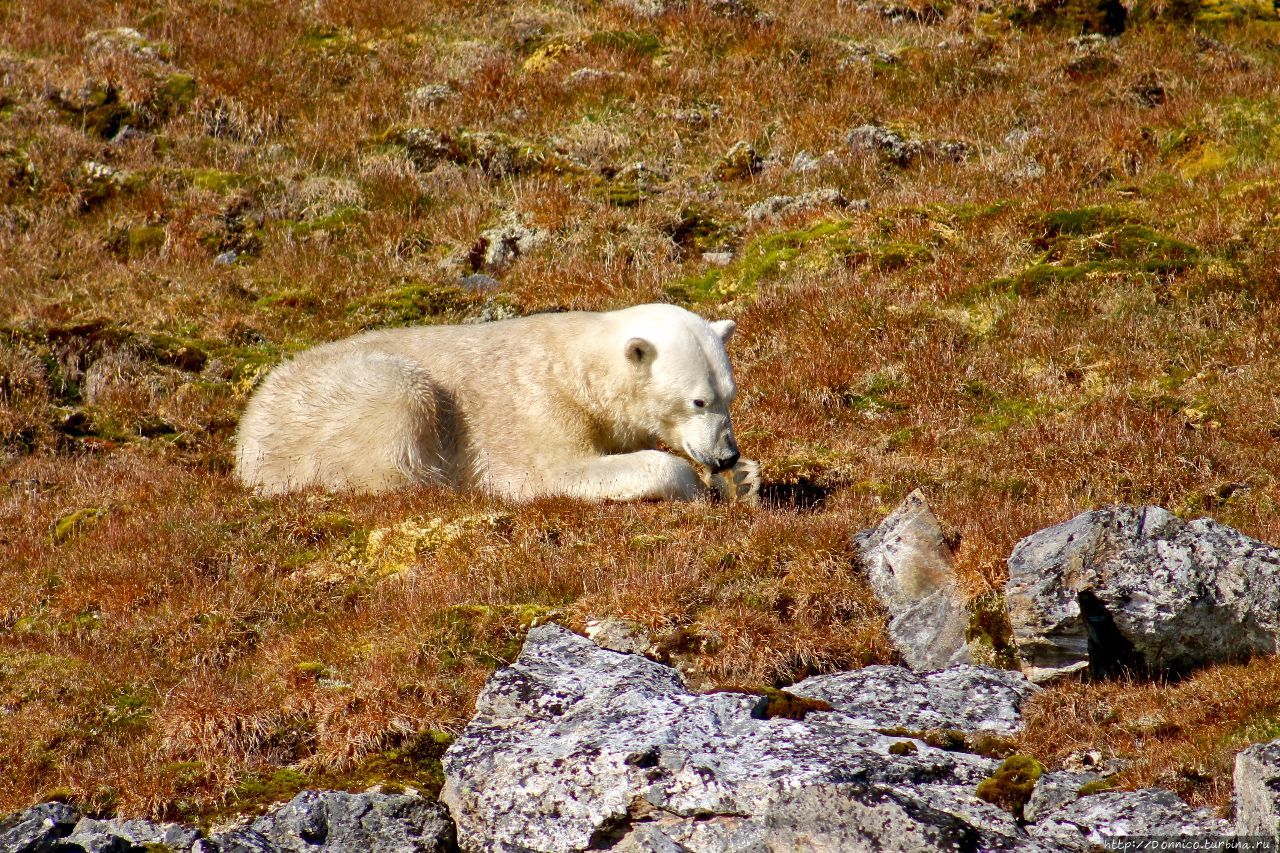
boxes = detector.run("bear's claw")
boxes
[710,457,762,506]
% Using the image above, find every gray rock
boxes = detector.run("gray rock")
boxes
[471,213,548,272]
[854,489,974,670]
[196,827,281,852]
[789,664,1036,737]
[847,125,971,168]
[744,188,864,225]
[249,789,455,852]
[1029,789,1229,850]
[584,617,654,656]
[0,802,80,852]
[408,84,453,107]
[1235,739,1280,841]
[58,817,202,852]
[1022,771,1101,822]
[441,624,1042,852]
[1006,505,1280,683]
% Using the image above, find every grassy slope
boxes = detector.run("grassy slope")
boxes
[3,0,1280,822]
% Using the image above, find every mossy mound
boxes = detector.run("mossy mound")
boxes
[976,754,1044,820]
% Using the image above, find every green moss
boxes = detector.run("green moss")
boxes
[888,741,918,756]
[150,73,197,121]
[871,241,930,270]
[286,205,367,238]
[967,592,1020,670]
[292,661,331,681]
[976,754,1044,820]
[51,507,106,545]
[347,281,482,328]
[231,767,311,808]
[188,168,252,193]
[840,370,906,414]
[434,604,560,669]
[1039,205,1131,237]
[125,225,166,257]
[1192,0,1280,22]
[1077,778,1116,795]
[333,730,454,795]
[667,269,725,303]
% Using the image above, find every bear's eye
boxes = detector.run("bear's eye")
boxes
[693,399,706,409]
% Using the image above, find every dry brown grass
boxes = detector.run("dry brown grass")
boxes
[3,0,1280,822]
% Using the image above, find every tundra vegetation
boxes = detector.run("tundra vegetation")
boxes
[3,0,1280,825]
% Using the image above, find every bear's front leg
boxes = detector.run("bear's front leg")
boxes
[550,450,708,502]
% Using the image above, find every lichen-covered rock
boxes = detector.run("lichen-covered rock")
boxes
[1006,505,1280,683]
[0,804,202,853]
[1023,771,1102,822]
[1029,789,1229,850]
[0,802,80,852]
[469,213,549,271]
[788,664,1037,737]
[744,188,867,225]
[441,624,1039,852]
[249,789,455,852]
[1235,739,1280,841]
[847,125,972,168]
[854,489,974,670]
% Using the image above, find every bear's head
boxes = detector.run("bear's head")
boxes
[619,304,741,472]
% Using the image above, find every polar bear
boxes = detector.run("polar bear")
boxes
[234,304,761,502]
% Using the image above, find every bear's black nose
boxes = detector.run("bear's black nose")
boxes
[714,451,740,472]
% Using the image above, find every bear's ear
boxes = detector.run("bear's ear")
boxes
[710,319,736,344]
[626,337,655,367]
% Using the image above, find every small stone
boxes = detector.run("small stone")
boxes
[701,251,733,266]
[214,249,239,265]
[0,802,81,852]
[84,27,162,61]
[408,83,453,107]
[790,151,821,172]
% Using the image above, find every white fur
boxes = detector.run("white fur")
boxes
[234,304,757,501]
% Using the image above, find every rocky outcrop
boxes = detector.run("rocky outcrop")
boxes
[440,624,1031,852]
[0,790,454,853]
[1006,504,1280,683]
[789,664,1036,737]
[1029,789,1229,850]
[1235,739,1280,842]
[854,490,974,670]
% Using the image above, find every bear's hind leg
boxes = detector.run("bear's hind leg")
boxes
[237,350,446,493]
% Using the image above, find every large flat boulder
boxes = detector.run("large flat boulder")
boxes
[441,624,1043,852]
